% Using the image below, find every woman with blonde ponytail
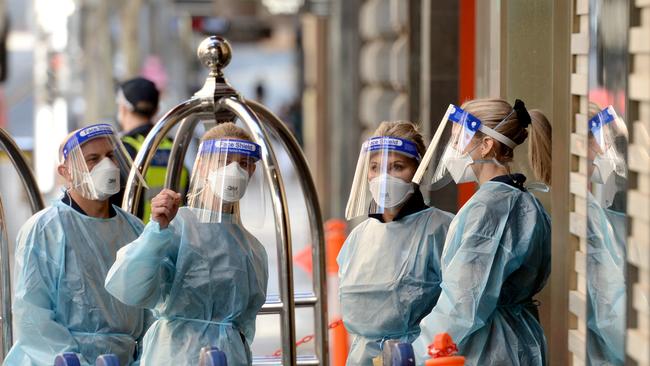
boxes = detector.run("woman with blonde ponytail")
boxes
[412,99,552,365]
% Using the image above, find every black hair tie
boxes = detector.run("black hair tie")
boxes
[514,99,531,128]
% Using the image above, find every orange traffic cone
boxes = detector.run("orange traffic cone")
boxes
[325,219,349,366]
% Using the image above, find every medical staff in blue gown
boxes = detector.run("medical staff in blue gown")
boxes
[587,193,625,365]
[411,99,553,365]
[105,122,268,366]
[339,121,453,365]
[585,105,628,365]
[4,124,148,366]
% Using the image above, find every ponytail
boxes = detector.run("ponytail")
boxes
[528,110,552,185]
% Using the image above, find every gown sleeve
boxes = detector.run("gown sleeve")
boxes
[105,220,180,309]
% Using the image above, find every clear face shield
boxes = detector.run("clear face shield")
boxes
[186,139,262,223]
[588,105,627,185]
[61,123,147,201]
[345,136,421,220]
[413,104,519,191]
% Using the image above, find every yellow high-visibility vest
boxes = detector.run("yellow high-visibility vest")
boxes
[122,135,189,223]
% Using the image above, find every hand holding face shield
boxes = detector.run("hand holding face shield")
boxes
[59,123,147,201]
[185,138,262,223]
[589,106,627,184]
[345,136,421,220]
[413,104,521,191]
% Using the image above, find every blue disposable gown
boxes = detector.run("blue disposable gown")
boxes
[337,207,453,366]
[4,200,146,366]
[413,182,551,366]
[586,193,626,365]
[105,207,268,366]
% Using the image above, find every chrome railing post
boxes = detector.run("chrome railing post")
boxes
[0,197,10,359]
[164,115,203,192]
[216,97,297,366]
[122,98,209,213]
[0,127,45,359]
[0,128,44,212]
[245,100,329,366]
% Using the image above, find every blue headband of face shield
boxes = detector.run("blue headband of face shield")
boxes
[363,136,421,161]
[448,104,518,150]
[589,105,617,150]
[589,105,616,133]
[62,123,115,159]
[199,139,262,161]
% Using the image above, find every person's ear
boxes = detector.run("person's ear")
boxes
[57,163,71,185]
[117,104,128,123]
[480,138,495,158]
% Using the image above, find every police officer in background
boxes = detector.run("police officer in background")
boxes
[114,77,189,223]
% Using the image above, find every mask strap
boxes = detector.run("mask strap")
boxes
[64,189,74,209]
[527,182,550,193]
[473,158,506,167]
[493,109,515,131]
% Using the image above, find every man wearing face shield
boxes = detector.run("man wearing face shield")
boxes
[3,124,149,366]
[586,105,627,365]
[411,100,553,365]
[338,121,453,365]
[105,122,269,366]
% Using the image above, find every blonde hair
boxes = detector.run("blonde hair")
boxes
[372,120,426,159]
[461,98,552,185]
[201,122,253,142]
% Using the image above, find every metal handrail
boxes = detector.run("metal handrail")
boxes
[253,355,320,366]
[0,127,45,359]
[260,292,318,314]
[0,128,44,212]
[216,97,297,365]
[165,114,205,193]
[245,100,328,366]
[122,98,209,213]
[0,196,10,360]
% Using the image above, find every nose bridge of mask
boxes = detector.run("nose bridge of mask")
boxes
[92,156,116,171]
[224,161,248,177]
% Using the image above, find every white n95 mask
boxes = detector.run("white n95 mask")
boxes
[208,162,250,202]
[591,154,616,184]
[368,174,414,209]
[446,154,477,184]
[88,157,121,200]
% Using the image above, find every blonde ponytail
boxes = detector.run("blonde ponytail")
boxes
[528,110,552,185]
